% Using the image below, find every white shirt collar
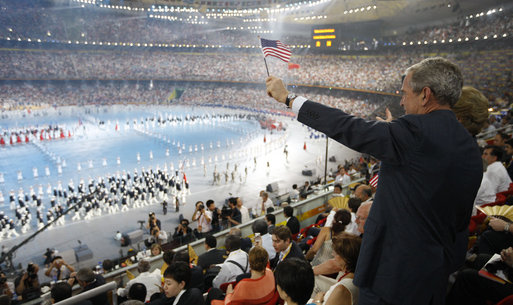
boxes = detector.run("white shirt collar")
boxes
[172,289,186,305]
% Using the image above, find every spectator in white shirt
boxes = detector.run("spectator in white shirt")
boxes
[116,259,161,302]
[259,191,274,216]
[251,219,276,260]
[475,145,512,205]
[212,235,249,288]
[289,184,300,202]
[236,197,251,224]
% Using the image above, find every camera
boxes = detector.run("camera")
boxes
[198,204,205,210]
[221,205,232,219]
[27,263,38,279]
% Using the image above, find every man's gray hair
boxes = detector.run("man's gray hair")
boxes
[76,268,95,283]
[137,259,150,273]
[405,57,463,107]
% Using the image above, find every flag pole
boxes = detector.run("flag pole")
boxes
[258,36,270,76]
[263,57,270,77]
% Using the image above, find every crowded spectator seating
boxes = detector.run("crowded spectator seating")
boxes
[0,47,510,103]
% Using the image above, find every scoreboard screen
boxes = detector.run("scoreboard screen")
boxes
[313,28,336,48]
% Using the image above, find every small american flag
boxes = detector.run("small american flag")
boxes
[369,173,379,188]
[260,38,292,63]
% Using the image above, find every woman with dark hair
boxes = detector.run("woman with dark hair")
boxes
[310,234,362,305]
[306,209,352,266]
[155,261,204,305]
[275,258,314,305]
[210,246,275,305]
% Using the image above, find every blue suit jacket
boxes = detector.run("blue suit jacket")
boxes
[298,101,482,305]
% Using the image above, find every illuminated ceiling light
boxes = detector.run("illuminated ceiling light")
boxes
[433,40,437,44]
[457,38,462,42]
[402,42,406,45]
[483,35,488,39]
[475,36,479,40]
[493,34,498,38]
[464,37,469,41]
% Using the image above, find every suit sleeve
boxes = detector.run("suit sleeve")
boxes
[297,100,420,165]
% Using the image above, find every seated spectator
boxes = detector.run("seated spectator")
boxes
[476,217,513,255]
[447,246,513,304]
[355,201,372,236]
[172,218,194,245]
[310,234,362,305]
[258,192,273,217]
[68,268,108,305]
[150,243,162,257]
[210,246,275,305]
[313,202,371,277]
[289,184,300,202]
[50,282,92,305]
[301,181,312,194]
[212,235,249,289]
[160,250,174,276]
[284,206,300,235]
[353,184,372,203]
[345,197,362,235]
[128,283,147,303]
[157,262,204,305]
[326,184,348,210]
[228,227,252,253]
[475,145,512,205]
[45,256,75,281]
[270,226,305,270]
[197,235,228,271]
[172,250,204,292]
[306,209,352,266]
[252,219,275,260]
[0,271,14,300]
[15,263,40,302]
[102,259,114,274]
[116,259,161,302]
[265,214,275,235]
[275,258,314,305]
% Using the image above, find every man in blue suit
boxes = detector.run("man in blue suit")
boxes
[266,57,483,305]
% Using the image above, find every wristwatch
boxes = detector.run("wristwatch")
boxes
[285,93,297,108]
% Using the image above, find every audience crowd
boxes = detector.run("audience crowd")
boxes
[0,48,510,103]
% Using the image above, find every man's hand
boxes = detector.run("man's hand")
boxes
[266,76,288,104]
[376,108,393,122]
[489,217,509,232]
[501,247,513,267]
[226,284,234,294]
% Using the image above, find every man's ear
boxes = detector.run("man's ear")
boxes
[421,87,432,106]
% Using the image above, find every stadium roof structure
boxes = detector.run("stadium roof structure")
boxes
[130,0,509,26]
